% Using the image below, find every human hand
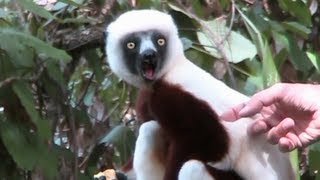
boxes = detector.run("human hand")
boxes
[221,83,320,152]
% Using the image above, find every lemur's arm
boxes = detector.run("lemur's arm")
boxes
[135,88,153,122]
[133,89,167,180]
[134,120,217,180]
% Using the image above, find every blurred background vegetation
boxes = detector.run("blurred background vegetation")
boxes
[0,0,319,179]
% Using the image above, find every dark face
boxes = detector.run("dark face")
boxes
[120,30,168,82]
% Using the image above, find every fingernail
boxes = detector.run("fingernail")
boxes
[282,119,295,131]
[282,123,293,131]
[288,141,295,151]
[279,138,295,152]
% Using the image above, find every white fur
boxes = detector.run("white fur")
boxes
[106,10,184,87]
[107,10,295,180]
[162,47,294,180]
[179,160,215,180]
[133,121,165,180]
[139,36,156,53]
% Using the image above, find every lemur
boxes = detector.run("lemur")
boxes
[105,9,294,180]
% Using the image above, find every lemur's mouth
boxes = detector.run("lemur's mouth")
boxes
[141,62,156,80]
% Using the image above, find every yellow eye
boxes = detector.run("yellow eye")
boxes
[157,38,165,46]
[127,42,135,49]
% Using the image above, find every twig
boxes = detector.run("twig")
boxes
[217,0,235,48]
[219,0,237,89]
[102,102,120,122]
[178,27,201,32]
[192,42,219,49]
[78,144,95,169]
[63,70,81,180]
[75,72,95,108]
[0,65,45,88]
[67,103,79,180]
[0,77,21,88]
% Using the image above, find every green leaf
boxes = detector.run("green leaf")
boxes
[310,142,320,152]
[0,34,35,68]
[278,0,311,26]
[17,0,55,19]
[46,61,67,88]
[307,51,320,73]
[0,49,23,79]
[137,0,162,9]
[168,3,195,19]
[236,6,279,87]
[37,148,58,179]
[272,32,312,72]
[185,47,213,71]
[273,49,288,70]
[99,125,135,164]
[245,5,270,34]
[244,75,263,96]
[282,21,311,39]
[0,119,58,178]
[191,0,205,18]
[180,37,193,51]
[309,146,320,180]
[290,150,300,180]
[261,41,280,87]
[196,19,257,63]
[236,7,264,59]
[0,28,71,62]
[41,74,65,103]
[0,119,37,170]
[57,0,82,7]
[84,49,104,83]
[12,81,50,139]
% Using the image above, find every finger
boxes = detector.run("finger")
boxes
[220,103,246,121]
[248,112,283,136]
[278,131,303,152]
[239,84,285,117]
[248,119,269,136]
[267,118,295,144]
[298,132,315,147]
[278,137,295,152]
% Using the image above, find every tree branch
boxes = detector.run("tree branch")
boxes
[53,26,105,52]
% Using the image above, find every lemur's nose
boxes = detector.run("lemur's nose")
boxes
[141,49,156,60]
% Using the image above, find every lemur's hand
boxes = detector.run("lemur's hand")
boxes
[221,83,320,152]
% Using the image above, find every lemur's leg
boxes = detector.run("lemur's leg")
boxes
[178,160,215,180]
[133,121,166,180]
[180,160,246,180]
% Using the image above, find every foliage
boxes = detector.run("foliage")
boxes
[0,0,319,179]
